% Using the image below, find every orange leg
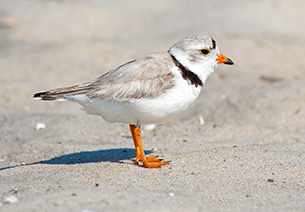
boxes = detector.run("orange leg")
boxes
[129,124,168,168]
[130,125,141,164]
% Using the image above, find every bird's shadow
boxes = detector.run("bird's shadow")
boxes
[0,148,153,171]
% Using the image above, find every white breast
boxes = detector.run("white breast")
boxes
[77,67,202,125]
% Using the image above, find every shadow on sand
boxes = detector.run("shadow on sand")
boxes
[0,148,153,171]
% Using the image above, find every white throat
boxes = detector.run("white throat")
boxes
[168,48,217,86]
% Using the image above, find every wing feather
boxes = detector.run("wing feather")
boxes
[34,52,175,101]
[86,52,175,101]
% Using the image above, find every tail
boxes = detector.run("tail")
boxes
[33,84,93,101]
[33,91,65,100]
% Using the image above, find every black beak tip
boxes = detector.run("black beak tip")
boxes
[224,58,234,65]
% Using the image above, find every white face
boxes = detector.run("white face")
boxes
[169,35,233,69]
[169,35,220,68]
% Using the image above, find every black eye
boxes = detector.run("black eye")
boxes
[199,48,210,55]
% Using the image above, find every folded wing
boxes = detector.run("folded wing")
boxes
[33,52,175,102]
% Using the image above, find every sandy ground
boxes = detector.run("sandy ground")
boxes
[1,0,305,211]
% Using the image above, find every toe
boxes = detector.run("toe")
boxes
[141,156,169,168]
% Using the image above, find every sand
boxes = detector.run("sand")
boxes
[1,0,305,211]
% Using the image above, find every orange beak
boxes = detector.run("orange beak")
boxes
[216,54,234,65]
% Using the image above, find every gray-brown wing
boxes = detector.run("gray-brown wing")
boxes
[86,52,175,101]
[34,52,175,101]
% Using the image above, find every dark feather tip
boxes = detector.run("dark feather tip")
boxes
[33,92,46,98]
[33,91,56,100]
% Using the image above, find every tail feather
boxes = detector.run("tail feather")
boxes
[33,91,62,100]
[33,84,94,101]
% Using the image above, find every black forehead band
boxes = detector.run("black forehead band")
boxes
[211,37,216,49]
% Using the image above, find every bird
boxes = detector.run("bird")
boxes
[33,35,234,168]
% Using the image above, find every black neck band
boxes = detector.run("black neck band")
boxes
[168,51,203,87]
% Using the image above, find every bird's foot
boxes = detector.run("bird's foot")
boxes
[140,156,169,168]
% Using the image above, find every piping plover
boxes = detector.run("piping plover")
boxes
[34,35,234,168]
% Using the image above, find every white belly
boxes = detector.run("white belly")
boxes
[77,80,202,125]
